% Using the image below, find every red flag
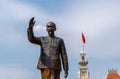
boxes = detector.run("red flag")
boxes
[81,33,86,44]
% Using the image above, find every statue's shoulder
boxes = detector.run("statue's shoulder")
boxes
[55,37,64,42]
[55,36,62,39]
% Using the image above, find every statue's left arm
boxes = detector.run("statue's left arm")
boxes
[60,39,69,78]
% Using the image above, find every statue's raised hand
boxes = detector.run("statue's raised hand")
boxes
[29,17,35,29]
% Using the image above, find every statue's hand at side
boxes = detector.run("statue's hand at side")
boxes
[64,70,68,78]
[29,17,35,29]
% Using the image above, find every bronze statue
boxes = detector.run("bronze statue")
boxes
[27,17,69,79]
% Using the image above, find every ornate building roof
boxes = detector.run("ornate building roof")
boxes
[106,70,120,79]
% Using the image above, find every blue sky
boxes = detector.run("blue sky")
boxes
[0,0,120,79]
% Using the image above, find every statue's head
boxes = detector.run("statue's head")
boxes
[46,22,56,36]
[46,22,56,31]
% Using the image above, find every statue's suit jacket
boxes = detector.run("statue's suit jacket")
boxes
[27,28,69,71]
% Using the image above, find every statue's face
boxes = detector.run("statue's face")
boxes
[46,26,55,36]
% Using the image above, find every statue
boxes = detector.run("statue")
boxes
[27,17,69,79]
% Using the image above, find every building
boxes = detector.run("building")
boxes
[106,69,120,79]
[78,51,89,79]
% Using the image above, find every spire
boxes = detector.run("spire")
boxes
[78,32,89,79]
[79,32,88,66]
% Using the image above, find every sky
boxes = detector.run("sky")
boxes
[0,0,120,79]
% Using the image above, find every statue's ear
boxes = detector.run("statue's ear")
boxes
[54,28,56,31]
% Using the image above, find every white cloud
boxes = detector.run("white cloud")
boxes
[59,1,120,36]
[34,24,47,36]
[0,0,48,48]
[0,64,38,79]
[0,0,48,21]
[53,0,120,58]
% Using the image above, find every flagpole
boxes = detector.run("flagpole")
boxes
[82,44,85,53]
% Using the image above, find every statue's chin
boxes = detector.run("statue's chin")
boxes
[48,32,53,36]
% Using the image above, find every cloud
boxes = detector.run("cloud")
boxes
[0,0,47,21]
[0,64,39,79]
[51,0,120,58]
[0,0,48,48]
[60,0,120,35]
[34,24,47,36]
